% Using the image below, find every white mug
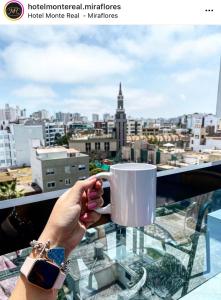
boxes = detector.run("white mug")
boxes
[95,163,157,227]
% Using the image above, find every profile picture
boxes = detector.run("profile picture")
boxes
[4,0,24,20]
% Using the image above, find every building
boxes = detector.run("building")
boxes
[31,109,49,120]
[55,112,67,123]
[122,140,156,163]
[31,147,89,192]
[216,58,221,117]
[127,119,143,136]
[204,114,218,134]
[107,120,115,135]
[44,122,65,146]
[190,120,206,151]
[0,130,16,168]
[103,113,112,122]
[0,104,23,122]
[94,121,108,134]
[11,124,45,167]
[92,114,99,122]
[69,132,117,160]
[115,83,127,150]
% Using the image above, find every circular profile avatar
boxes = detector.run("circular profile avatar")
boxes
[4,0,24,20]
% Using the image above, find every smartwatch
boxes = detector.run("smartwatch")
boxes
[21,257,66,290]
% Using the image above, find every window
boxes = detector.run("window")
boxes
[95,142,100,151]
[47,182,56,188]
[65,166,71,174]
[78,176,86,180]
[65,178,71,185]
[78,164,86,170]
[104,142,110,151]
[85,143,91,152]
[46,168,55,175]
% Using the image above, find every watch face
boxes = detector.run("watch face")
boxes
[28,260,60,290]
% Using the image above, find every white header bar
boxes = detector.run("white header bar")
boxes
[0,0,221,25]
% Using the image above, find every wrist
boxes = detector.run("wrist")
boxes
[38,228,72,258]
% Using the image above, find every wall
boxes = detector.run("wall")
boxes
[41,155,89,192]
[12,124,44,166]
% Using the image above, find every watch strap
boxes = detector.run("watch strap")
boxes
[21,257,66,289]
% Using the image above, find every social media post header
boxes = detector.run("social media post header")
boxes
[0,0,221,25]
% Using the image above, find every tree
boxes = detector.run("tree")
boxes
[90,168,103,176]
[55,132,72,146]
[0,181,24,200]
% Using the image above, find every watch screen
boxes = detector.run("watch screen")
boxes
[28,260,60,290]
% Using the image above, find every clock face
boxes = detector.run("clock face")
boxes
[28,260,60,290]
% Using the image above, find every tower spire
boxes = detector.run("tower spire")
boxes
[117,82,124,110]
[119,82,122,96]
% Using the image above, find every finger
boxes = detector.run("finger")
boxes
[73,177,97,199]
[80,211,101,227]
[80,191,88,214]
[87,197,104,210]
[88,189,103,200]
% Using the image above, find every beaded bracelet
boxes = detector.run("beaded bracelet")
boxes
[30,240,70,273]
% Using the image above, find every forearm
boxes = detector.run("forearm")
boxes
[9,275,58,300]
[9,229,67,300]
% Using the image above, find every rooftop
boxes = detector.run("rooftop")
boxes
[70,134,116,141]
[34,146,88,160]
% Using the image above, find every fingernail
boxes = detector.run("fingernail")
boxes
[89,191,97,199]
[80,213,88,221]
[88,201,97,210]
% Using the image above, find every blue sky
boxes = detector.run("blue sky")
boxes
[0,25,221,119]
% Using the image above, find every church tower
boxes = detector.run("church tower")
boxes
[115,83,127,150]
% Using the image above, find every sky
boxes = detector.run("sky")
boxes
[0,25,221,119]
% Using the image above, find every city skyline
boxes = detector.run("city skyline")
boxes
[0,25,221,118]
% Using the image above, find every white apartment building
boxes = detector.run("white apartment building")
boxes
[204,114,219,132]
[11,124,45,167]
[103,114,113,121]
[31,147,89,192]
[190,123,206,152]
[0,130,16,168]
[44,122,65,146]
[187,113,219,133]
[32,110,49,120]
[107,120,115,135]
[127,119,143,136]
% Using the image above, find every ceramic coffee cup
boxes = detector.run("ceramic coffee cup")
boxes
[95,163,157,227]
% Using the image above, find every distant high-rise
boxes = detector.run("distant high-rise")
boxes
[216,58,221,117]
[92,114,99,122]
[115,83,127,150]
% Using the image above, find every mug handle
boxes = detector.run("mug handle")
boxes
[93,172,112,215]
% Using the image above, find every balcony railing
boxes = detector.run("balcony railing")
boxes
[1,161,221,299]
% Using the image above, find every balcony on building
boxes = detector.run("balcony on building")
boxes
[1,161,221,299]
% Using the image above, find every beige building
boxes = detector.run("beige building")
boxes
[31,147,89,192]
[69,133,117,160]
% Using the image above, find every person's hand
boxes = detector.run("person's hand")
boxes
[38,177,103,257]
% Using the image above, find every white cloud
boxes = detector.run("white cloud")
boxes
[2,43,135,84]
[69,85,167,117]
[12,84,57,98]
[171,68,213,84]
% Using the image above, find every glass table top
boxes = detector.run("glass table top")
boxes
[1,188,221,299]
